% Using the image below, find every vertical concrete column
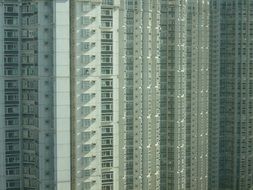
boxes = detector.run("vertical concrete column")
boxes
[53,0,71,189]
[0,3,6,190]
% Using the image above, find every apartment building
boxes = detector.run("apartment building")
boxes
[71,0,209,190]
[71,0,120,189]
[1,0,253,190]
[209,0,253,190]
[0,0,70,190]
[118,0,209,190]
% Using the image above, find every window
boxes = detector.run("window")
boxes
[102,67,113,75]
[83,2,91,12]
[83,16,90,25]
[101,44,112,51]
[22,80,37,89]
[22,17,29,25]
[102,32,113,40]
[101,79,113,87]
[6,167,19,176]
[22,67,36,76]
[5,107,18,114]
[22,5,35,13]
[102,185,113,190]
[5,118,19,126]
[82,132,91,140]
[23,141,36,151]
[82,55,91,64]
[22,104,35,114]
[102,92,113,99]
[22,117,36,125]
[83,170,91,177]
[101,55,112,64]
[102,138,113,145]
[83,157,92,165]
[5,81,18,89]
[23,15,37,25]
[82,68,91,76]
[82,94,91,103]
[6,156,19,164]
[83,42,90,51]
[5,17,18,25]
[6,130,19,139]
[102,149,113,157]
[22,42,34,50]
[101,20,112,27]
[4,42,18,51]
[6,180,20,188]
[23,129,33,138]
[4,30,18,38]
[4,5,15,13]
[23,153,35,162]
[102,126,113,134]
[82,106,91,115]
[102,114,113,122]
[4,56,18,64]
[22,30,36,38]
[102,160,113,168]
[102,0,113,5]
[83,182,91,189]
[82,119,91,127]
[24,166,36,175]
[82,29,90,38]
[101,9,112,16]
[82,81,95,89]
[22,54,35,64]
[102,172,113,180]
[102,103,113,111]
[83,144,91,152]
[6,143,19,151]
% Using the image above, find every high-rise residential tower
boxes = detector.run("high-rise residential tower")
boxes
[71,0,120,189]
[2,0,253,190]
[209,0,253,190]
[158,1,209,189]
[118,0,209,189]
[71,0,209,190]
[0,0,71,190]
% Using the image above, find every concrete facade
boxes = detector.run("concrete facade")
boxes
[71,0,120,190]
[1,0,253,190]
[118,0,209,190]
[0,0,70,190]
[209,1,253,190]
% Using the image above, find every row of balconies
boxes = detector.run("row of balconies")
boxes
[80,67,96,78]
[82,55,96,65]
[81,28,96,40]
[81,93,96,104]
[82,16,113,29]
[100,10,114,176]
[4,4,37,14]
